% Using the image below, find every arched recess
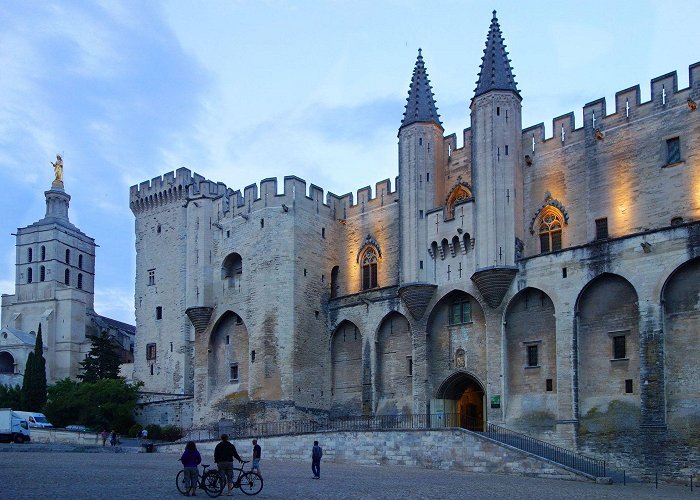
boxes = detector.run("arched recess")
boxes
[576,273,639,429]
[221,253,243,290]
[433,370,485,431]
[426,290,487,406]
[445,183,473,219]
[504,288,557,427]
[375,312,412,415]
[330,321,363,417]
[662,257,700,429]
[0,351,15,373]
[208,311,249,400]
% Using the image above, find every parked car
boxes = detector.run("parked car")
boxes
[13,411,53,428]
[65,425,90,432]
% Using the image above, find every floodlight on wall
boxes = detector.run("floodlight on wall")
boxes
[595,128,605,140]
[282,204,289,212]
[640,241,652,253]
[688,98,697,111]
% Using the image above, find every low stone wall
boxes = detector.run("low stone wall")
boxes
[158,428,588,481]
[29,428,101,446]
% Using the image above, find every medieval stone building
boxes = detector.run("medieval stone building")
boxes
[1,171,135,386]
[130,12,700,471]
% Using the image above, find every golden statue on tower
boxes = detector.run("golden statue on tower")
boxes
[51,154,63,186]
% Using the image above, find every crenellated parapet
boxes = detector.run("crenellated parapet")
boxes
[130,167,225,214]
[521,62,700,154]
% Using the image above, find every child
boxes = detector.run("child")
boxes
[180,441,202,496]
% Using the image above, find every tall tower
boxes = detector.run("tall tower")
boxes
[398,49,445,286]
[1,161,97,381]
[470,11,524,308]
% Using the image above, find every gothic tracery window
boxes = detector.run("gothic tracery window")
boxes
[539,211,563,253]
[361,247,378,290]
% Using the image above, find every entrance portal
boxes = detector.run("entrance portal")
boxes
[433,371,485,431]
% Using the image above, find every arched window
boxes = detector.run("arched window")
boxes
[78,254,83,269]
[430,241,438,259]
[441,239,449,260]
[28,248,33,263]
[361,247,378,290]
[64,269,70,285]
[65,249,70,264]
[445,183,473,218]
[27,268,33,283]
[452,236,460,256]
[40,266,45,282]
[330,266,340,298]
[222,253,243,289]
[41,246,45,260]
[77,273,83,290]
[539,210,563,253]
[0,351,15,374]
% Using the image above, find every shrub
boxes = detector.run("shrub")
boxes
[128,424,143,438]
[161,425,183,442]
[145,424,162,440]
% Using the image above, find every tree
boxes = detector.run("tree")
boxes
[0,383,22,408]
[44,378,141,433]
[78,330,121,382]
[20,351,34,410]
[20,324,48,411]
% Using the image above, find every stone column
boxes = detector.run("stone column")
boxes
[638,301,666,428]
[186,307,213,424]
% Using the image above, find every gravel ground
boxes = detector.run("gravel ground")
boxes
[0,444,695,499]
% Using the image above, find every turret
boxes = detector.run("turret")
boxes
[398,49,445,285]
[470,11,523,308]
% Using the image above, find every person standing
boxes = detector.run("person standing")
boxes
[109,430,117,447]
[140,427,148,444]
[251,439,262,479]
[311,440,323,479]
[214,434,243,496]
[180,441,202,497]
[100,429,109,446]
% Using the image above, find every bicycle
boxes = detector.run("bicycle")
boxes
[176,463,225,498]
[223,460,263,496]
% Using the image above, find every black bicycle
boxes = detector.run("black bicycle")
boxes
[227,460,263,496]
[176,463,225,498]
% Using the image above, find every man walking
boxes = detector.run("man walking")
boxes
[214,434,243,496]
[251,439,262,479]
[311,440,323,479]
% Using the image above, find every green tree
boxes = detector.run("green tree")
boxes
[20,351,35,410]
[30,325,48,410]
[0,384,22,408]
[44,378,141,433]
[78,331,121,382]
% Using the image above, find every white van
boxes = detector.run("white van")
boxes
[13,411,53,428]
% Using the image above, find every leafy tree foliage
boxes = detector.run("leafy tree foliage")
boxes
[20,325,48,411]
[78,331,121,382]
[44,378,142,433]
[0,384,22,409]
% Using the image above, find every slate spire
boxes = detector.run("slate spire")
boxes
[401,48,442,130]
[474,11,519,99]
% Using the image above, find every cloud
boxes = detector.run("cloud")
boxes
[93,286,135,324]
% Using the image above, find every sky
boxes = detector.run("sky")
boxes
[1,0,699,324]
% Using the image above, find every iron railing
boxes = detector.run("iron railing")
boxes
[186,413,606,478]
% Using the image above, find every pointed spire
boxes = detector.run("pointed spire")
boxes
[400,48,442,130]
[474,11,519,99]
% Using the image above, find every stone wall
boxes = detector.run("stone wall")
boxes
[158,428,587,481]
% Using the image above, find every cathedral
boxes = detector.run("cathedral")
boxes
[0,159,135,386]
[130,12,700,470]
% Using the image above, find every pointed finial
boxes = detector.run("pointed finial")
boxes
[492,10,497,18]
[418,48,422,57]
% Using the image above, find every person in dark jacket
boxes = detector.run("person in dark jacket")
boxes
[214,434,242,495]
[180,441,202,496]
[311,440,323,479]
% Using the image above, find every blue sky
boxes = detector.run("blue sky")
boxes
[1,1,699,324]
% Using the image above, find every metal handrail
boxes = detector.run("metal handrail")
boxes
[186,413,605,477]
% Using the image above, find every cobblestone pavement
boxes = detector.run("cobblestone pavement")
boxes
[0,445,695,499]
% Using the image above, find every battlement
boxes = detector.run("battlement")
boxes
[521,62,700,150]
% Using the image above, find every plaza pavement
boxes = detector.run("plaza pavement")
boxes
[0,444,695,499]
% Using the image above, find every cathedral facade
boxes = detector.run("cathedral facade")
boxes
[1,170,135,386]
[130,13,700,468]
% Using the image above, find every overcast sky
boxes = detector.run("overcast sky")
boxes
[1,0,699,324]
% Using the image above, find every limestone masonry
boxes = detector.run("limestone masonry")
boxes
[130,12,700,476]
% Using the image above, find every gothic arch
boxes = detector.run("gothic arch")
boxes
[375,312,412,415]
[0,351,15,374]
[358,240,380,291]
[445,183,473,218]
[529,196,569,235]
[330,320,363,417]
[661,257,700,429]
[433,370,485,431]
[207,311,249,400]
[503,287,557,425]
[222,252,243,289]
[575,273,639,428]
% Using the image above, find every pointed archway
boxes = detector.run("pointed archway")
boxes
[433,370,485,431]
